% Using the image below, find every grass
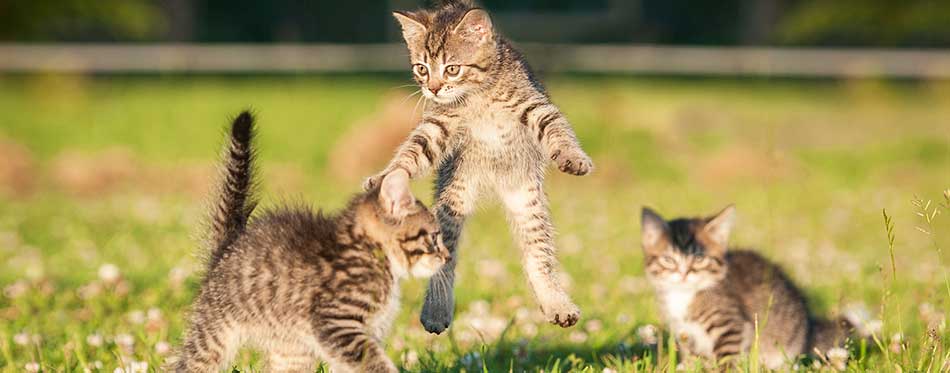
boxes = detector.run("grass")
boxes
[0,74,948,372]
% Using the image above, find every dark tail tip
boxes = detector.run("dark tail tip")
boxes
[231,110,255,144]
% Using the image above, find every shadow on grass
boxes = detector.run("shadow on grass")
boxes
[410,324,662,372]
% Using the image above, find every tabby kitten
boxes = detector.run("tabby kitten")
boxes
[640,205,854,368]
[364,0,592,334]
[175,112,449,372]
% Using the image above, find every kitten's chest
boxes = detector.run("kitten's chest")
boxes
[659,288,716,357]
[460,104,531,149]
[368,285,400,340]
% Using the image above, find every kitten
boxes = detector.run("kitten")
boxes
[640,205,855,369]
[364,0,592,334]
[174,112,449,372]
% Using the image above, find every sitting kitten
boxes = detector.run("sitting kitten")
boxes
[175,112,449,373]
[365,0,592,334]
[640,205,854,368]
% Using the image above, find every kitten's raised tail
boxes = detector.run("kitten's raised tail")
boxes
[206,110,258,268]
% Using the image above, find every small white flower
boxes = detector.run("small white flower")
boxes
[86,333,104,347]
[115,333,135,350]
[147,308,163,322]
[637,324,659,345]
[584,319,603,333]
[826,347,849,370]
[569,330,588,343]
[13,332,30,346]
[127,310,145,324]
[24,362,40,372]
[98,263,120,283]
[602,368,618,373]
[155,341,171,355]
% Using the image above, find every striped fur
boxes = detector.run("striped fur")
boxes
[640,206,855,369]
[175,113,449,372]
[205,110,258,269]
[369,0,592,334]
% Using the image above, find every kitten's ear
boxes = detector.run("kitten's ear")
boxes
[641,207,668,251]
[704,204,736,249]
[379,169,414,220]
[452,9,493,43]
[393,11,427,45]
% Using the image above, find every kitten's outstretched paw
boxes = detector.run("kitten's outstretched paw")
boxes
[420,301,454,334]
[362,174,384,191]
[551,149,593,176]
[542,300,581,328]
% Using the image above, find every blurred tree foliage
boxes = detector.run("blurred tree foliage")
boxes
[777,0,950,47]
[0,0,165,41]
[0,0,948,46]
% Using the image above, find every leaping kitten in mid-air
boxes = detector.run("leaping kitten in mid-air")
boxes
[640,205,858,369]
[175,112,448,372]
[365,0,592,334]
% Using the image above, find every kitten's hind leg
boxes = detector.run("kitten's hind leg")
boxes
[174,312,241,372]
[501,182,580,328]
[266,343,316,373]
[313,323,397,373]
[421,169,476,334]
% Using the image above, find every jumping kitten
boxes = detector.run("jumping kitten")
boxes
[640,205,855,368]
[365,0,592,334]
[175,112,449,372]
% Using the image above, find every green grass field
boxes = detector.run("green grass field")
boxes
[0,74,948,372]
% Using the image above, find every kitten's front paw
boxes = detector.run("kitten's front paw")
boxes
[541,299,581,328]
[420,297,454,334]
[551,149,593,176]
[362,173,384,191]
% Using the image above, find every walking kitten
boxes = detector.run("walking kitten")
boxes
[365,0,592,334]
[175,112,448,372]
[640,205,855,368]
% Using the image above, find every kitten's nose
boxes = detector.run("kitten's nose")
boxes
[428,82,443,95]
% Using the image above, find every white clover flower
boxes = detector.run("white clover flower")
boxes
[86,333,104,347]
[826,347,849,370]
[569,330,588,343]
[13,332,30,346]
[147,308,163,322]
[584,319,603,333]
[115,333,135,350]
[127,310,145,324]
[24,362,40,372]
[637,324,659,345]
[155,341,171,355]
[98,263,121,283]
[602,368,618,373]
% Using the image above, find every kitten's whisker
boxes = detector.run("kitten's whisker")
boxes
[399,89,422,108]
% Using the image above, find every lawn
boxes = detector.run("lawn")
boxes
[0,74,948,372]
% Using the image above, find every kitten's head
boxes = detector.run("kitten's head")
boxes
[392,1,496,105]
[640,205,736,291]
[357,172,449,278]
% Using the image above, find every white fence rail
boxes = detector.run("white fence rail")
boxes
[2,43,950,78]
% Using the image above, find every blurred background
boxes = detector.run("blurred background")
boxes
[0,0,948,371]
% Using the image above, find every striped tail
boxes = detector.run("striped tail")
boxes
[205,110,258,268]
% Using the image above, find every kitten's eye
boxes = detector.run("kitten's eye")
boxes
[445,65,460,77]
[693,257,710,269]
[658,256,677,268]
[409,249,426,256]
[413,64,428,76]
